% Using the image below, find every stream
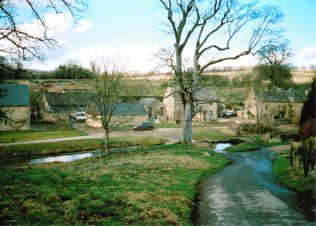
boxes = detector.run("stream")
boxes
[196,146,315,225]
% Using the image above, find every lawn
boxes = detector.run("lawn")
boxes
[0,136,165,160]
[0,144,229,225]
[0,129,87,143]
[192,126,234,142]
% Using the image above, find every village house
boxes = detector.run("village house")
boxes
[163,87,222,123]
[41,89,95,118]
[86,102,149,128]
[243,88,308,124]
[0,84,30,131]
[137,97,166,123]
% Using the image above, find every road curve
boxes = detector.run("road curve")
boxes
[196,148,314,226]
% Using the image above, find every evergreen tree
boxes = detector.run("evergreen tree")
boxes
[299,77,316,127]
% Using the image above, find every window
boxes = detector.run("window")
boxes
[160,107,164,116]
[265,105,268,110]
[278,105,281,110]
[148,108,152,117]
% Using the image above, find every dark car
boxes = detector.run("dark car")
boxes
[223,111,237,117]
[133,122,154,131]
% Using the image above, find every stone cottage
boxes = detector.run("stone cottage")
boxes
[163,87,222,123]
[243,88,308,124]
[0,84,30,131]
[137,97,166,123]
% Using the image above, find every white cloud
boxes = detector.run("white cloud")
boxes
[74,19,92,34]
[27,43,160,72]
[294,46,316,67]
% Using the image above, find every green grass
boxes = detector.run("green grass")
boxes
[0,144,229,225]
[273,156,315,193]
[223,142,259,152]
[0,136,164,160]
[0,129,87,143]
[193,127,234,142]
[251,137,290,148]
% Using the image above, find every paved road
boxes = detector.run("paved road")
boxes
[196,148,314,225]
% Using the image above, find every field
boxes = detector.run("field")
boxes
[0,144,229,225]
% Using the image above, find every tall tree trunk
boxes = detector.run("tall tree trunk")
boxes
[104,127,110,154]
[181,96,193,144]
[176,45,194,144]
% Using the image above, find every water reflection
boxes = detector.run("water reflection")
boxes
[213,143,232,153]
[28,151,100,164]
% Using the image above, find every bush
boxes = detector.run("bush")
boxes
[290,137,316,177]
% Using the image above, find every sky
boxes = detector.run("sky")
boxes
[24,0,316,73]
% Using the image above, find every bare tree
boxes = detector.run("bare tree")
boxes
[90,58,140,153]
[0,0,87,63]
[159,0,284,144]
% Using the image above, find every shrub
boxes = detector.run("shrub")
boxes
[290,137,316,177]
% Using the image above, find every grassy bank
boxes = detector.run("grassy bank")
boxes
[251,137,290,148]
[0,144,229,225]
[224,142,259,152]
[0,136,164,160]
[193,127,234,142]
[0,129,87,143]
[273,153,315,193]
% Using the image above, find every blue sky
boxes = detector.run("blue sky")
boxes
[27,0,316,72]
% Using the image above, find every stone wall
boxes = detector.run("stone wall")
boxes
[0,106,30,131]
[193,102,218,122]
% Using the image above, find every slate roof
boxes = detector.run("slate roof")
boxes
[0,84,30,107]
[96,102,148,116]
[114,102,148,116]
[138,97,156,106]
[194,87,220,101]
[258,89,307,103]
[44,90,95,106]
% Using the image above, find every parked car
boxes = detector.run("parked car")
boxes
[69,111,87,122]
[133,122,154,131]
[223,110,237,117]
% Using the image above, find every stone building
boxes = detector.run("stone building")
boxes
[137,97,165,123]
[163,87,221,123]
[0,84,30,131]
[86,102,149,128]
[243,88,308,124]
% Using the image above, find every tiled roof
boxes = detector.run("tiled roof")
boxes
[0,84,30,107]
[258,88,307,103]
